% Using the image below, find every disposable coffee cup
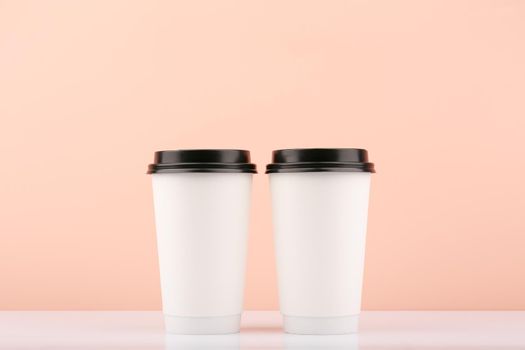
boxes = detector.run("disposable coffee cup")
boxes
[148,149,256,334]
[267,148,375,335]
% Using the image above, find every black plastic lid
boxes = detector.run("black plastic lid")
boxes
[266,148,375,173]
[147,149,257,174]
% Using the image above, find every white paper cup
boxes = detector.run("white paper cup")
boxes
[267,148,375,335]
[148,150,256,334]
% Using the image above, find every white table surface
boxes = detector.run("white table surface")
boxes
[1,311,524,349]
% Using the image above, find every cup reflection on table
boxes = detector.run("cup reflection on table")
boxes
[164,334,240,350]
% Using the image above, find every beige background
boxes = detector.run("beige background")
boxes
[1,0,524,310]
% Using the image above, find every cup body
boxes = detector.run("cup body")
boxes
[152,172,252,334]
[270,170,372,334]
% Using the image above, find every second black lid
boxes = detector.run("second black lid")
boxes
[148,149,257,174]
[266,148,375,173]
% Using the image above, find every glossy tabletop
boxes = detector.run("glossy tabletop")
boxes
[1,311,524,349]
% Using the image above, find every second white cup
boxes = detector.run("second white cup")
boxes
[267,148,375,335]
